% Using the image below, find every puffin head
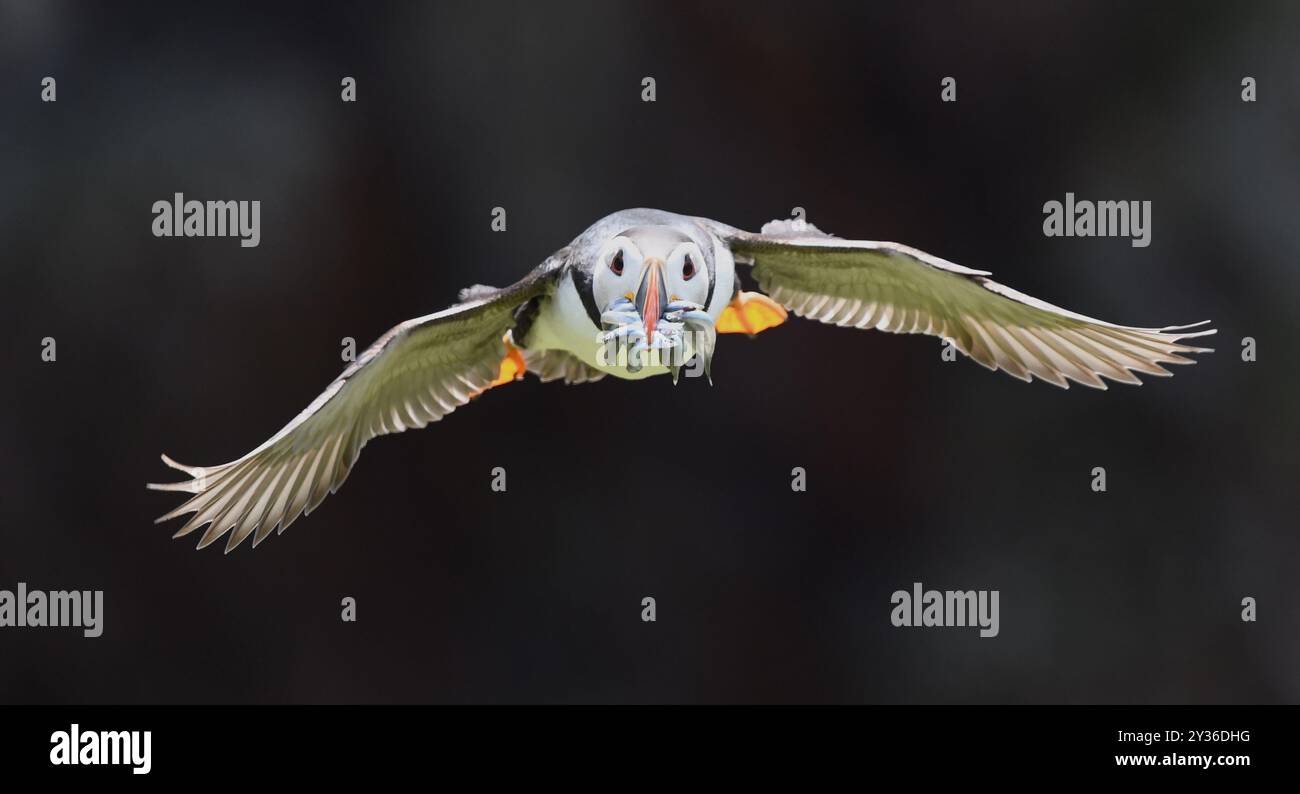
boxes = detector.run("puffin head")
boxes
[591,226,716,377]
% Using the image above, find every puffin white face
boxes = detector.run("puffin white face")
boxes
[593,228,708,331]
[591,226,716,375]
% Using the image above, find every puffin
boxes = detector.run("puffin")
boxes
[149,208,1215,552]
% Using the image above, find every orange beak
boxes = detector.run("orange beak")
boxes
[634,257,667,341]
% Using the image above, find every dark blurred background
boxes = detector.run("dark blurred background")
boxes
[1,0,1296,703]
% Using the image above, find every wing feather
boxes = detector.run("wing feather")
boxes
[721,219,1214,388]
[148,262,560,551]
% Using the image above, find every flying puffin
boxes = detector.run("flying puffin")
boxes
[149,208,1215,552]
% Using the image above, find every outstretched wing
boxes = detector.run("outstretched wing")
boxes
[148,261,561,552]
[718,218,1214,388]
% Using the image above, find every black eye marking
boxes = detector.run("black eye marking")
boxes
[682,254,696,280]
[610,250,624,275]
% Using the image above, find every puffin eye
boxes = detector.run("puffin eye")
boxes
[682,255,697,280]
[610,250,624,275]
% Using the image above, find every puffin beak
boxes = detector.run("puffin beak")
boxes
[634,257,668,341]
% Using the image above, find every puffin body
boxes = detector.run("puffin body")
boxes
[149,208,1216,552]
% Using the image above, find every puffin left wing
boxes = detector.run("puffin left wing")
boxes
[147,259,561,552]
[713,218,1215,388]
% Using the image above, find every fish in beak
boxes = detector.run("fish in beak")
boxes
[599,255,714,377]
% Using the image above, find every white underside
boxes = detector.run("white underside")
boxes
[527,244,736,381]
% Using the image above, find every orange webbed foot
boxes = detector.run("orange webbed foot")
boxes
[472,334,527,397]
[716,291,788,337]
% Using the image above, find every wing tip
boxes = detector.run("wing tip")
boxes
[194,526,228,552]
[148,452,207,492]
[1157,319,1214,332]
[250,526,278,550]
[159,452,205,475]
[171,522,202,539]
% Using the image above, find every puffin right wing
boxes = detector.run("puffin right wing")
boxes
[148,259,562,553]
[719,218,1215,388]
